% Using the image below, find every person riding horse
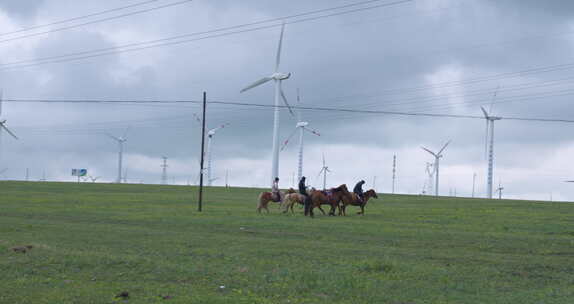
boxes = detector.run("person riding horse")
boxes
[298,176,311,216]
[353,180,366,205]
[272,177,280,202]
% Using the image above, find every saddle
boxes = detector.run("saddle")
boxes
[321,190,333,200]
[271,192,281,203]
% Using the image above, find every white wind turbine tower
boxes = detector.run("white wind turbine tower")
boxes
[0,90,19,166]
[317,153,331,190]
[107,127,129,184]
[206,123,229,186]
[425,162,436,196]
[281,90,320,183]
[240,23,294,187]
[421,141,451,197]
[481,104,502,199]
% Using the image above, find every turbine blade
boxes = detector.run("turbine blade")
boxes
[279,82,294,116]
[480,106,489,119]
[240,77,272,93]
[438,140,451,155]
[122,126,130,139]
[322,153,326,167]
[209,123,230,135]
[316,168,325,180]
[303,127,320,136]
[489,86,500,114]
[106,133,121,142]
[421,146,437,157]
[0,123,18,140]
[275,23,285,72]
[280,127,298,151]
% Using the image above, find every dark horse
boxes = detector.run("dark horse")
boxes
[339,189,378,215]
[306,184,351,217]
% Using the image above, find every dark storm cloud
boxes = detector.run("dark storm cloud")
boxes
[0,0,45,18]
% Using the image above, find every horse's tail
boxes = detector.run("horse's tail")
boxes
[257,192,266,213]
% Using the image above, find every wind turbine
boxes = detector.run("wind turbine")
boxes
[421,140,451,197]
[425,162,436,196]
[88,175,100,183]
[317,153,331,190]
[0,90,19,167]
[281,90,320,183]
[107,127,129,184]
[240,23,294,187]
[481,89,503,199]
[496,180,504,199]
[206,123,229,187]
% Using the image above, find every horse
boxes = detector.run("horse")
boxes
[256,188,295,214]
[339,189,378,216]
[281,192,307,214]
[307,184,351,217]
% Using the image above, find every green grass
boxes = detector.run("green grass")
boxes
[1,181,573,304]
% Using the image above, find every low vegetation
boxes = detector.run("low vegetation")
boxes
[1,181,573,303]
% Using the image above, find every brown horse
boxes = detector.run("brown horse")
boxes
[257,188,295,214]
[281,192,307,214]
[339,189,378,216]
[307,184,351,217]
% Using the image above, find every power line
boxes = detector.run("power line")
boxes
[0,0,195,45]
[5,98,574,123]
[0,0,162,37]
[0,0,413,70]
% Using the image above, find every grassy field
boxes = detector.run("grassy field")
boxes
[1,181,573,303]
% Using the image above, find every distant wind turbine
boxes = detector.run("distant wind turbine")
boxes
[240,23,294,187]
[317,153,331,190]
[206,123,229,186]
[421,140,451,197]
[107,127,129,184]
[481,89,502,199]
[496,180,504,199]
[281,90,320,183]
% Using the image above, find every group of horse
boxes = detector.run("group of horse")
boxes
[257,184,378,217]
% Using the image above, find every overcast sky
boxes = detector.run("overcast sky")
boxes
[1,0,574,201]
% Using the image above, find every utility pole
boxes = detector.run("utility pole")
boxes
[161,156,168,185]
[392,155,396,194]
[198,92,207,212]
[472,172,476,198]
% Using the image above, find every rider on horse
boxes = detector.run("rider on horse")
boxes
[299,176,311,216]
[353,180,366,205]
[272,177,280,202]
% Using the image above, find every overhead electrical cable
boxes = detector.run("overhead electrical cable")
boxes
[0,0,413,70]
[0,0,163,37]
[5,98,574,123]
[0,0,195,44]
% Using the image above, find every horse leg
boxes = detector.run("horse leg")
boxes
[317,205,326,215]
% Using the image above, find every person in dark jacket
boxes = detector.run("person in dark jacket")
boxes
[299,176,312,217]
[354,180,366,204]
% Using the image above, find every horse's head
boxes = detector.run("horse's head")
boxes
[366,189,378,199]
